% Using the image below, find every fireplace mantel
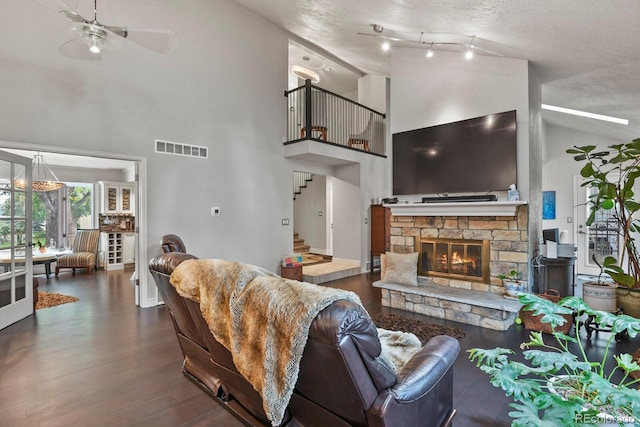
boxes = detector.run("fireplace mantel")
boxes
[384,201,527,217]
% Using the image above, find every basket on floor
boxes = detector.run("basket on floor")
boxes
[521,289,573,334]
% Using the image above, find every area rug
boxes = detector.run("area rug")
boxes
[36,292,79,310]
[370,312,465,345]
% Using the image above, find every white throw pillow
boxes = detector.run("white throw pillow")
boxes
[380,252,418,286]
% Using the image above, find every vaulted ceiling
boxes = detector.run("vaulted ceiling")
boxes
[237,0,640,142]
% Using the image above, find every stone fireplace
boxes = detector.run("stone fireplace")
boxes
[418,238,490,284]
[374,203,529,330]
[390,205,529,294]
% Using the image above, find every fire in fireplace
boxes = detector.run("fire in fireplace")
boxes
[417,238,490,283]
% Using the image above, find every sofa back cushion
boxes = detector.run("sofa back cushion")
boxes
[294,300,396,425]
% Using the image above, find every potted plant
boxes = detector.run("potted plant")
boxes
[36,240,46,253]
[498,270,526,297]
[469,294,640,426]
[581,254,618,313]
[568,141,640,317]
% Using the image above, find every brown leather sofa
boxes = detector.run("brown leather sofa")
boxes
[149,252,460,427]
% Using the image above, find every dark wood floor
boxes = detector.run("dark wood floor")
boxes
[1,270,638,426]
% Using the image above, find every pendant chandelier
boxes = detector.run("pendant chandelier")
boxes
[14,153,65,192]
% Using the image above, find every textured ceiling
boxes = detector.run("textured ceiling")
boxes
[3,1,640,144]
[234,0,640,142]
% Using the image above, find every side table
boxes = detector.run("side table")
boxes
[281,265,303,281]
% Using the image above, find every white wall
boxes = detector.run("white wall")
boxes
[389,49,533,201]
[542,124,622,243]
[330,169,361,260]
[0,0,291,305]
[293,175,327,252]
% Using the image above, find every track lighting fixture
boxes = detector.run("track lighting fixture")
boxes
[426,42,434,58]
[358,25,503,60]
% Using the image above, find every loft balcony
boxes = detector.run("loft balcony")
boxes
[284,80,386,163]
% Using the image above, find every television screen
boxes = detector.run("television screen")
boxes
[392,110,517,195]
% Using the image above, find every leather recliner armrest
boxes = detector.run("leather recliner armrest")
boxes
[391,335,460,402]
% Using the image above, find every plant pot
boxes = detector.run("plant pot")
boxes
[616,286,640,318]
[503,280,527,297]
[38,247,47,254]
[582,281,617,313]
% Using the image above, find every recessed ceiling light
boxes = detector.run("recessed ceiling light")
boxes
[382,41,390,51]
[541,104,629,125]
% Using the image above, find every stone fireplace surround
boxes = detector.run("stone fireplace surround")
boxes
[373,204,529,331]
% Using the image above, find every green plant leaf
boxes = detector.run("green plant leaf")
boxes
[580,163,595,178]
[610,314,640,338]
[467,347,513,368]
[519,294,573,328]
[489,364,540,401]
[601,199,614,210]
[524,350,591,372]
[615,353,640,375]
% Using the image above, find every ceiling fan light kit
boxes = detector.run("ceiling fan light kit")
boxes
[38,0,177,60]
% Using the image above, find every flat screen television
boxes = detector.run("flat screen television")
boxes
[392,110,517,196]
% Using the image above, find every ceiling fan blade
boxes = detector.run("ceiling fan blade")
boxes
[59,39,101,60]
[36,0,88,22]
[107,27,178,54]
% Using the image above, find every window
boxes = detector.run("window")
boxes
[32,183,93,249]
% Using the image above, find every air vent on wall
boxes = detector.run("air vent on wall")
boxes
[155,139,208,159]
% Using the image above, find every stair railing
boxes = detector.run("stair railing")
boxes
[284,80,386,156]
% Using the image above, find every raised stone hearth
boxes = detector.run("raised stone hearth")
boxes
[374,277,523,331]
[377,205,529,330]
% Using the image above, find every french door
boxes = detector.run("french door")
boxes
[0,150,32,330]
[574,176,619,276]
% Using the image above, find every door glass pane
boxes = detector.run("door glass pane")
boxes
[451,243,465,275]
[467,245,482,277]
[0,219,11,249]
[15,275,25,301]
[121,188,130,211]
[14,219,26,247]
[0,277,11,308]
[0,159,11,189]
[435,242,449,273]
[108,187,117,211]
[14,191,25,217]
[587,187,619,267]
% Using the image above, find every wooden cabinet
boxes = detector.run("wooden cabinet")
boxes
[99,182,135,213]
[370,204,390,272]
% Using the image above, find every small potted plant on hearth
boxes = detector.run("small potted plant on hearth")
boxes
[469,294,640,426]
[498,270,526,297]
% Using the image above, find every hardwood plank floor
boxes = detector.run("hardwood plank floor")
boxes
[1,270,637,426]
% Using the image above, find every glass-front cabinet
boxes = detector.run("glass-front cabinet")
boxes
[99,181,134,213]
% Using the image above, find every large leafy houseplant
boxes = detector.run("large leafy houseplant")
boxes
[567,141,640,288]
[468,294,640,426]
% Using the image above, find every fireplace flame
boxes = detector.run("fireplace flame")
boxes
[451,251,476,269]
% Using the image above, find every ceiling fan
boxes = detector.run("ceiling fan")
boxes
[37,0,178,60]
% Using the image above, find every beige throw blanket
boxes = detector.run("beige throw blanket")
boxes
[170,259,362,426]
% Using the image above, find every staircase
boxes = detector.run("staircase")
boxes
[293,232,310,253]
[293,171,313,200]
